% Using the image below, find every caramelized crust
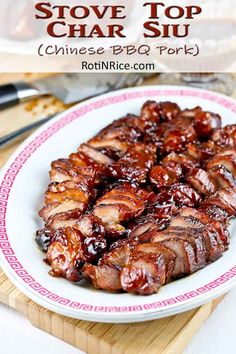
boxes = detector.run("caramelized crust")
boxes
[194,111,221,139]
[107,143,156,185]
[187,168,217,196]
[50,158,96,184]
[155,183,202,208]
[93,183,153,237]
[141,101,180,122]
[39,180,92,228]
[149,166,177,190]
[211,124,236,148]
[82,263,121,291]
[45,226,107,282]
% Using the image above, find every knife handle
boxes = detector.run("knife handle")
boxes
[0,84,19,109]
[0,82,40,110]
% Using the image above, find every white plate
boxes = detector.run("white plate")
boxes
[1,85,236,323]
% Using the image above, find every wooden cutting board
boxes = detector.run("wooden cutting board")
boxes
[0,73,234,354]
[0,268,223,354]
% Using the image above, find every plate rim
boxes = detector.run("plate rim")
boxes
[1,85,236,322]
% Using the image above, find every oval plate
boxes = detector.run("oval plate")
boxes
[1,85,236,323]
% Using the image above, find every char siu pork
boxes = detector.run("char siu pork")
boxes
[36,100,236,295]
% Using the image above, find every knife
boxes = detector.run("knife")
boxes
[0,73,145,110]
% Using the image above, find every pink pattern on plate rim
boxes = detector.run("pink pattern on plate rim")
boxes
[1,88,236,313]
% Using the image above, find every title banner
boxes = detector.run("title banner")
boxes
[0,0,235,72]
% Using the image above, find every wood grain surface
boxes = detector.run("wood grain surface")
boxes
[0,73,234,354]
[0,268,223,354]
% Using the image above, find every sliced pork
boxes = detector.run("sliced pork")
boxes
[36,100,236,296]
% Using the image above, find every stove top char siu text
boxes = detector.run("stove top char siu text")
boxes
[36,100,236,295]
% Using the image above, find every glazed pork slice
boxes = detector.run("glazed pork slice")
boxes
[83,240,170,294]
[173,225,225,262]
[176,208,229,250]
[96,114,143,143]
[207,153,236,177]
[39,200,83,224]
[45,227,106,282]
[68,144,114,181]
[162,152,200,176]
[149,158,183,191]
[199,205,229,223]
[193,111,221,139]
[47,240,82,282]
[150,221,225,274]
[149,165,178,190]
[133,243,176,283]
[159,238,195,278]
[160,117,197,155]
[112,241,169,295]
[179,207,211,224]
[187,168,217,196]
[169,214,204,229]
[36,214,106,253]
[93,183,153,237]
[43,181,91,206]
[179,106,202,118]
[82,263,122,291]
[82,212,137,293]
[69,151,98,168]
[185,152,236,195]
[50,158,96,185]
[140,101,180,143]
[152,205,229,264]
[128,214,170,243]
[45,210,85,230]
[75,214,106,239]
[88,134,129,151]
[155,183,202,209]
[120,252,166,295]
[150,229,205,275]
[208,165,236,189]
[79,144,114,165]
[141,100,180,122]
[39,180,92,229]
[107,143,156,185]
[39,214,108,270]
[129,200,178,242]
[186,141,219,167]
[99,242,135,269]
[217,148,236,157]
[87,135,129,160]
[142,107,196,150]
[211,124,236,148]
[201,187,236,217]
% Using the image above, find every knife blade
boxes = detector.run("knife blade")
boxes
[0,73,154,146]
[32,73,130,104]
[0,73,146,110]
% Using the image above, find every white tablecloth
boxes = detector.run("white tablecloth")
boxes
[0,289,236,354]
